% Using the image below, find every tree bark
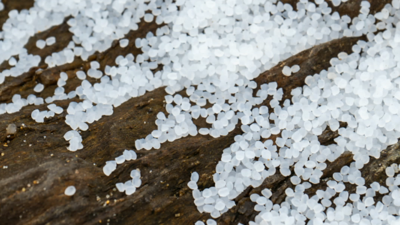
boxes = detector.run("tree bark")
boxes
[0,0,395,225]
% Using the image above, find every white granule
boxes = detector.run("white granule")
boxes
[64,186,76,196]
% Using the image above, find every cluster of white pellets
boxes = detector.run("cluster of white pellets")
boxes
[57,72,68,87]
[2,0,400,224]
[0,80,76,116]
[103,149,137,176]
[87,61,103,79]
[35,37,56,49]
[250,162,400,225]
[102,149,141,195]
[0,0,159,82]
[31,109,55,123]
[282,65,301,76]
[59,51,169,149]
[195,219,218,225]
[0,0,375,146]
[185,1,400,224]
[189,7,400,223]
[47,103,63,114]
[0,94,30,114]
[63,130,83,151]
[115,168,142,196]
[0,52,41,83]
[131,0,374,153]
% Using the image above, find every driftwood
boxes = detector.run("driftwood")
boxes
[0,0,396,224]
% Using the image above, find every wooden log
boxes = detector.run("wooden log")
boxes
[0,1,396,225]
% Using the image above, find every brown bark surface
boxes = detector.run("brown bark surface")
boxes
[0,1,396,225]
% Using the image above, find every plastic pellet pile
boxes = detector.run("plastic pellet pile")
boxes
[2,0,400,224]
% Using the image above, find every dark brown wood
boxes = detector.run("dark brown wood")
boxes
[0,1,397,225]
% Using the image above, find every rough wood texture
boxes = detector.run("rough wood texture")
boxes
[0,1,396,225]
